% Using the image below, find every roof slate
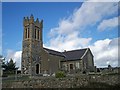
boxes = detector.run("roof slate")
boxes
[44,47,88,61]
[62,48,87,61]
[43,48,65,57]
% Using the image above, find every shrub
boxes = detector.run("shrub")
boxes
[55,71,66,78]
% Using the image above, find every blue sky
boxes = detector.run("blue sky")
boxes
[2,2,82,54]
[2,2,119,68]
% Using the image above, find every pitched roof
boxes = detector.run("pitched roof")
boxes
[43,48,65,57]
[62,48,88,61]
[44,47,90,61]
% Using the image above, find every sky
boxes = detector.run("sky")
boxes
[1,0,120,69]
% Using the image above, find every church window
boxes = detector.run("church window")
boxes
[28,28,29,38]
[75,62,80,69]
[35,29,36,39]
[63,64,67,71]
[25,28,27,38]
[70,64,73,70]
[37,30,39,40]
[39,30,40,40]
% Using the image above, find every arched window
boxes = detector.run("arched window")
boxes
[37,30,39,40]
[35,29,36,39]
[36,64,39,74]
[25,28,27,38]
[28,28,29,38]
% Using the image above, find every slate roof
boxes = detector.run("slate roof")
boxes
[44,47,89,61]
[62,48,88,61]
[43,48,65,57]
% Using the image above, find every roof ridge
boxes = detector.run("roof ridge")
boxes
[81,48,89,59]
[62,48,89,53]
[43,47,61,53]
[43,47,65,57]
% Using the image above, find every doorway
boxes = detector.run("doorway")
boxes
[36,64,39,74]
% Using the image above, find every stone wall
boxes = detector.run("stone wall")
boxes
[2,74,119,88]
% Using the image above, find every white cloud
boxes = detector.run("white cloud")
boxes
[47,2,118,50]
[89,38,119,67]
[47,2,118,51]
[49,2,118,37]
[97,16,119,31]
[47,31,92,51]
[45,37,119,68]
[74,2,118,27]
[6,50,22,70]
[45,2,119,68]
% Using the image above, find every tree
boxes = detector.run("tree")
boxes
[3,58,18,75]
[0,55,6,68]
[1,58,6,69]
[7,59,15,70]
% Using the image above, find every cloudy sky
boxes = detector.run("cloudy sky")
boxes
[2,0,120,69]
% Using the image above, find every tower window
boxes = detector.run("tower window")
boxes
[35,29,36,39]
[25,28,27,38]
[37,30,39,40]
[28,28,29,38]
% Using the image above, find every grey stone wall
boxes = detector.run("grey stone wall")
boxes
[40,49,64,74]
[2,74,119,88]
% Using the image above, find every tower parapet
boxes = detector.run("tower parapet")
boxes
[23,14,43,28]
[29,14,34,24]
[40,19,43,29]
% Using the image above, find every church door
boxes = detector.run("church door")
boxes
[36,64,39,74]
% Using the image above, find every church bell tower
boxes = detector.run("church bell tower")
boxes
[21,14,43,75]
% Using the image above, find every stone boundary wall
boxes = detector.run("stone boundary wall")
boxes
[2,74,119,88]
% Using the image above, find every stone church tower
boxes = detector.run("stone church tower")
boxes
[21,14,43,75]
[21,15,95,76]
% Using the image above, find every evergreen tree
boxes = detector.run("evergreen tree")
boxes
[6,58,18,74]
[0,55,6,68]
[2,58,18,75]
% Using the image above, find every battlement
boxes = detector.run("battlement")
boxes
[23,14,43,28]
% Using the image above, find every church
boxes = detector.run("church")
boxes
[21,15,95,76]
